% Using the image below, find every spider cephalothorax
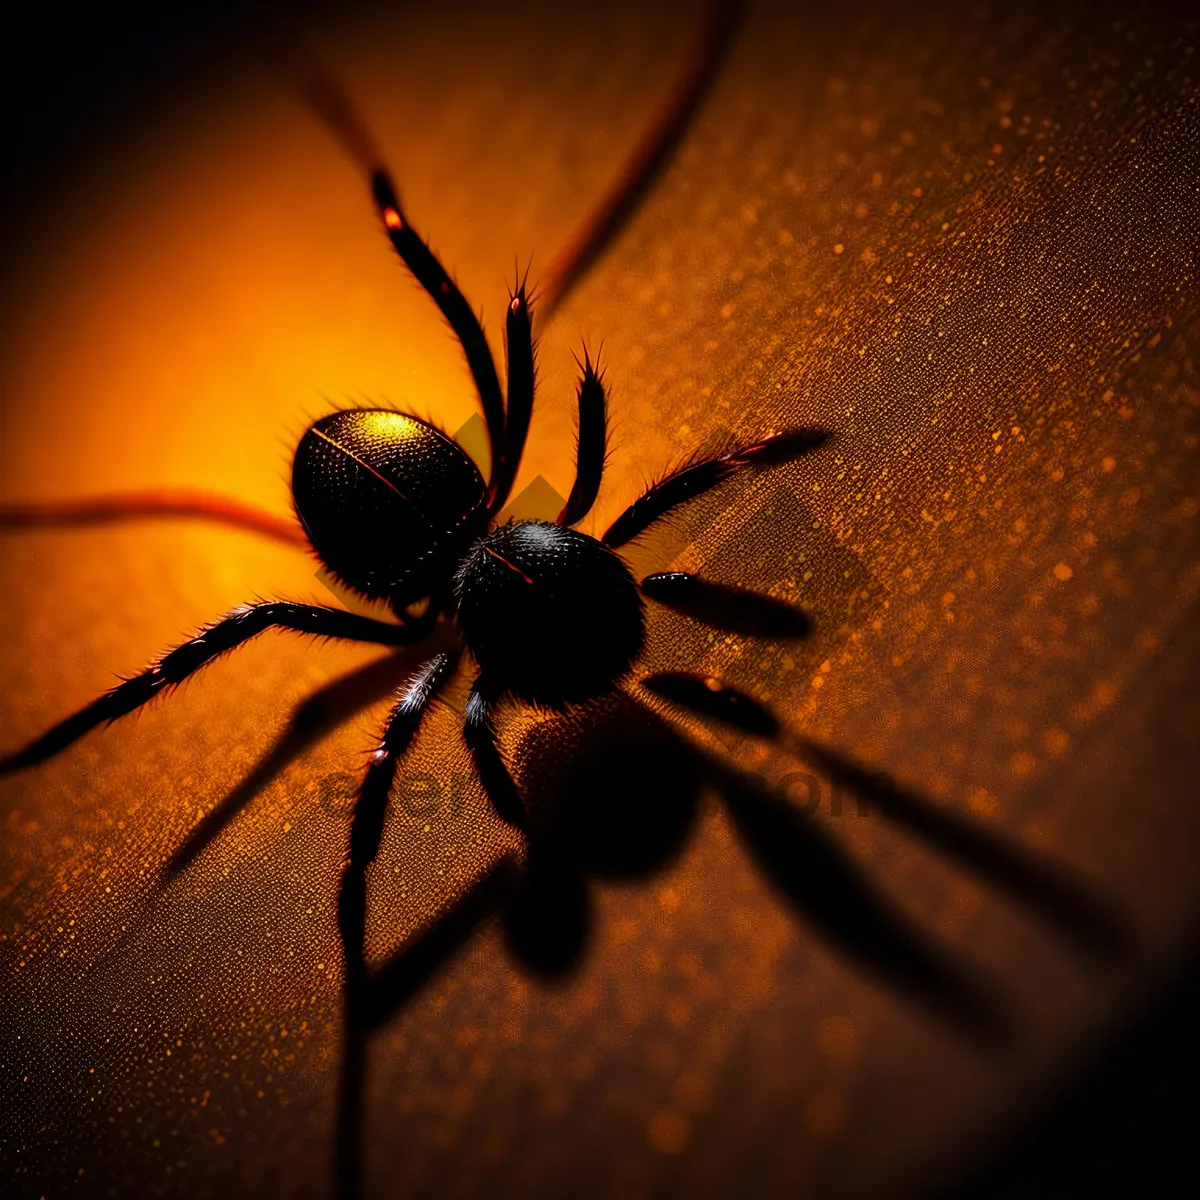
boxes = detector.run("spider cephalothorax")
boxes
[455,520,645,706]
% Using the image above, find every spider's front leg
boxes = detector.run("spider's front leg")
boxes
[0,602,438,773]
[602,427,833,549]
[639,571,812,638]
[557,348,608,528]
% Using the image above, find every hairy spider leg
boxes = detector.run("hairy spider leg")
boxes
[487,274,537,514]
[602,427,833,548]
[557,348,608,527]
[339,650,462,995]
[0,602,437,774]
[372,170,508,483]
[294,62,508,484]
[462,678,527,830]
[334,649,499,1200]
[639,571,812,638]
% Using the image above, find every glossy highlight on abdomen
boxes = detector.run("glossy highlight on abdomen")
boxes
[292,409,487,609]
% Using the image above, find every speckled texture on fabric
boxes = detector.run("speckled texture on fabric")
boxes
[1,1,1198,1197]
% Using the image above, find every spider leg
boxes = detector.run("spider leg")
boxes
[538,0,745,318]
[488,275,537,514]
[334,858,513,1200]
[295,69,506,485]
[640,571,811,638]
[557,347,608,527]
[338,651,462,1002]
[643,672,1132,966]
[0,489,308,547]
[462,677,527,829]
[333,649,507,1200]
[602,427,832,549]
[0,602,438,774]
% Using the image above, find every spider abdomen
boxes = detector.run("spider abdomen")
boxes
[454,520,644,706]
[292,409,488,611]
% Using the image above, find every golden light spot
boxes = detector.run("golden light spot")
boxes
[833,243,844,255]
[383,207,402,230]
[648,1109,690,1154]
[1010,752,1037,778]
[1044,728,1071,754]
[1053,562,1074,581]
[1101,455,1116,472]
[816,1015,859,1061]
[968,787,999,816]
[360,410,422,440]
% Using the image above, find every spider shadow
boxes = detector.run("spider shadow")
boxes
[144,640,1136,1200]
[332,687,1135,1197]
[158,644,434,884]
[489,693,1020,1043]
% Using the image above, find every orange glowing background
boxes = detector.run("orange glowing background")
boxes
[1,2,1198,1197]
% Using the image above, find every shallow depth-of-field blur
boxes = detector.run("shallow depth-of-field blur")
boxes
[1,2,1198,1197]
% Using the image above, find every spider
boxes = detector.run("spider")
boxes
[0,57,829,840]
[0,25,1136,1197]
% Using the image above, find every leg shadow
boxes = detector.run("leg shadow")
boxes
[712,761,1018,1053]
[792,736,1135,968]
[162,646,432,882]
[332,686,1052,1195]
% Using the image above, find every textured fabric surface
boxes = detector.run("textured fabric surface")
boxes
[1,1,1198,1196]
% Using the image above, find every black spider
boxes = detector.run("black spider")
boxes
[0,39,1135,1200]
[0,102,829,836]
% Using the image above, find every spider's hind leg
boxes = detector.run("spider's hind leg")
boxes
[640,571,811,638]
[338,650,462,999]
[462,677,527,830]
[0,602,435,774]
